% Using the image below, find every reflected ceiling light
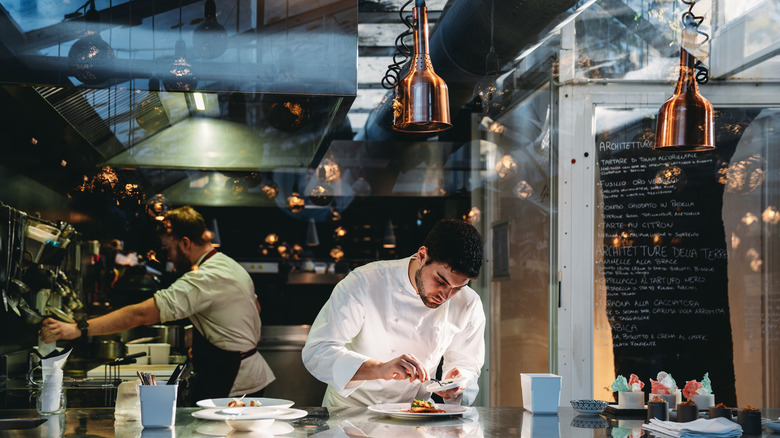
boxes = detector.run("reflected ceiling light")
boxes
[164,39,198,92]
[135,78,170,132]
[225,175,248,198]
[317,158,342,183]
[306,218,320,247]
[741,212,758,226]
[352,177,372,197]
[261,181,279,200]
[263,95,312,132]
[725,155,765,194]
[287,184,305,213]
[310,183,334,206]
[762,206,780,225]
[654,0,714,152]
[192,0,228,59]
[146,193,171,221]
[330,246,345,261]
[464,206,481,224]
[265,233,279,246]
[495,155,517,179]
[328,207,342,222]
[383,0,451,133]
[383,219,397,248]
[514,180,533,199]
[67,1,115,85]
[653,163,686,189]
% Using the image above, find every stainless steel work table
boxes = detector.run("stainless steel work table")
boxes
[1,407,778,437]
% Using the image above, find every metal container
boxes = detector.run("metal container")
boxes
[95,340,124,360]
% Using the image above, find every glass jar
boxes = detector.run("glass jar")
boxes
[36,385,66,415]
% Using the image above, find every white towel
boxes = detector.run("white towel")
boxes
[642,418,742,437]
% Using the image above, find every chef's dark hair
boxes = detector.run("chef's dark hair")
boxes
[161,206,208,245]
[422,218,483,278]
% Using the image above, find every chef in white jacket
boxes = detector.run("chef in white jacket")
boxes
[302,218,485,408]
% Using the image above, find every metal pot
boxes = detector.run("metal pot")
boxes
[95,340,125,360]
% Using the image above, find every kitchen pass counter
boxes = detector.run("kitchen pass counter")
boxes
[86,364,178,379]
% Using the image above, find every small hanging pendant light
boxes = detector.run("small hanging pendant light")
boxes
[68,1,115,85]
[192,0,228,59]
[654,1,714,152]
[390,0,451,133]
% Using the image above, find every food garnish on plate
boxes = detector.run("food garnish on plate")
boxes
[406,399,443,413]
[227,398,261,407]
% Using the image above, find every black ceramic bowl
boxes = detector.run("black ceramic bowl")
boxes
[647,400,669,421]
[676,403,699,422]
[708,406,732,420]
[737,410,762,434]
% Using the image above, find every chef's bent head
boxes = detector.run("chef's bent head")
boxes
[160,206,210,273]
[413,218,483,308]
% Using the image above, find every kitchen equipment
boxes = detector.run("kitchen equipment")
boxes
[258,325,327,407]
[95,340,125,360]
[166,359,189,385]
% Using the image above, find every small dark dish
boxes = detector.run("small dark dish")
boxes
[737,410,762,434]
[647,400,669,421]
[676,403,699,422]
[708,406,732,420]
[570,399,608,416]
[570,415,608,429]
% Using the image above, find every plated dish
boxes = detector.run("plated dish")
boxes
[425,377,466,392]
[368,403,468,419]
[765,420,780,432]
[196,397,295,409]
[191,407,308,421]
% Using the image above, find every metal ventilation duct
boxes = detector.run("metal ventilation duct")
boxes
[361,0,578,141]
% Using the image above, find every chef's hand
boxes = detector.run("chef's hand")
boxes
[434,368,464,400]
[355,354,429,383]
[39,318,81,343]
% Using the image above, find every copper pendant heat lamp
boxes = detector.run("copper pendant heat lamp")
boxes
[654,2,714,152]
[391,0,451,133]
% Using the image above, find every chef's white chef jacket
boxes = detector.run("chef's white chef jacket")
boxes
[154,251,275,396]
[302,256,485,408]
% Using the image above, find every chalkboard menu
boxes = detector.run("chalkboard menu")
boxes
[594,108,760,405]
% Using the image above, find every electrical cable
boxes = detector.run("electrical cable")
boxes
[680,0,709,84]
[381,0,415,89]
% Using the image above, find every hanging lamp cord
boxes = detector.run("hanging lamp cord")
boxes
[680,0,709,84]
[381,0,416,89]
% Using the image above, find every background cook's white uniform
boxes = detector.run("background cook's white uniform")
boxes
[302,256,485,408]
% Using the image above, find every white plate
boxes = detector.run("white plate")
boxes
[367,403,468,419]
[191,407,307,421]
[766,421,780,432]
[195,421,295,436]
[425,377,467,392]
[196,397,295,409]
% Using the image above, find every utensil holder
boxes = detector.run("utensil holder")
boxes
[140,384,177,428]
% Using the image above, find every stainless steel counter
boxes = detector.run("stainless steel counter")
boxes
[0,407,778,437]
